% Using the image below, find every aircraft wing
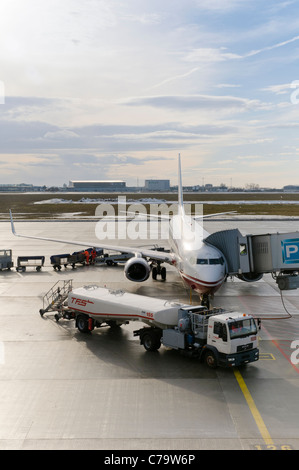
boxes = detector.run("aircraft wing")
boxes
[9,211,174,263]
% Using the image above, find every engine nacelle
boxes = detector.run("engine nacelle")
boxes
[124,257,151,282]
[237,272,263,282]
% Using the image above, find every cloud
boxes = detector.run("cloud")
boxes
[185,48,241,63]
[261,83,293,95]
[244,34,299,58]
[122,94,271,112]
[216,84,242,89]
[44,130,80,140]
[194,0,248,11]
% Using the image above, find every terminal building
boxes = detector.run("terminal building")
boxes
[68,180,126,192]
[144,179,170,191]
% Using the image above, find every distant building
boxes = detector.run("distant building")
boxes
[0,183,42,192]
[68,180,126,191]
[144,179,170,191]
[283,185,299,192]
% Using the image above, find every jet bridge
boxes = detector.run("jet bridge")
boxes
[204,229,299,290]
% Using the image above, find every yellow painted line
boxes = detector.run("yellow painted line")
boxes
[233,368,274,446]
[259,353,275,360]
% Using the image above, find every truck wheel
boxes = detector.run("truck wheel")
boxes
[204,350,217,369]
[142,331,161,351]
[76,315,90,333]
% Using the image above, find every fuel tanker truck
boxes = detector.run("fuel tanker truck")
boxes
[42,283,259,369]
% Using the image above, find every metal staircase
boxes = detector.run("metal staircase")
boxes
[39,280,73,317]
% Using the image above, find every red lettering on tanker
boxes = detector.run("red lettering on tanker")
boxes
[71,297,94,307]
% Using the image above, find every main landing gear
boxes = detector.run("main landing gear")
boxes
[151,262,166,281]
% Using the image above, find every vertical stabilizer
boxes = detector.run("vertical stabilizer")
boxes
[178,153,184,214]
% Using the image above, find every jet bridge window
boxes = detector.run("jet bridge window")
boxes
[240,243,247,256]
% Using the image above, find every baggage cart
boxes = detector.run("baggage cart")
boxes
[68,251,87,268]
[16,255,45,272]
[50,254,71,271]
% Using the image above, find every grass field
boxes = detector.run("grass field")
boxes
[2,192,299,219]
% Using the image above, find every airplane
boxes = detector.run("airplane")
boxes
[9,154,238,307]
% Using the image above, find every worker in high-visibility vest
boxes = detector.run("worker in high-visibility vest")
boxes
[91,248,97,265]
[84,250,90,265]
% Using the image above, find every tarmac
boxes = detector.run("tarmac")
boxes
[0,218,299,450]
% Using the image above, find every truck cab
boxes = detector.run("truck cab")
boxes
[161,306,259,368]
[206,312,259,367]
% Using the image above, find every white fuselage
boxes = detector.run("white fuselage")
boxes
[168,211,226,295]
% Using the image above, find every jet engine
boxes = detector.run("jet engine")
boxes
[124,257,151,282]
[237,272,263,282]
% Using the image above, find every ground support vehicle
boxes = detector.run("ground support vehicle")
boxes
[16,255,45,272]
[0,249,13,270]
[50,252,86,270]
[72,248,104,266]
[97,252,133,266]
[50,248,104,270]
[67,251,88,268]
[50,254,71,271]
[41,283,259,368]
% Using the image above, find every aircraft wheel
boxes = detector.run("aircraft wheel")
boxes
[152,267,157,280]
[161,266,166,281]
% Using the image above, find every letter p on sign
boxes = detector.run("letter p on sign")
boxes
[286,245,299,258]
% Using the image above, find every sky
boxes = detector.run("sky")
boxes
[1,0,299,188]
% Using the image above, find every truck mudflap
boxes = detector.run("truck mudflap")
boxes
[221,348,259,367]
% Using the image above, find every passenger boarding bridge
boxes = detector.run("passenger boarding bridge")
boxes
[204,229,299,291]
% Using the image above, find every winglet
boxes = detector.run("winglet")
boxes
[9,210,17,236]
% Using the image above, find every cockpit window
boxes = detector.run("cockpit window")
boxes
[196,257,224,265]
[209,257,225,265]
[197,259,208,265]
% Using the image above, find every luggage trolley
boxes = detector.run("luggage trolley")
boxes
[16,255,45,272]
[68,251,87,268]
[50,254,71,271]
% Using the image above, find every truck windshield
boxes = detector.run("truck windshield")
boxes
[228,318,257,339]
